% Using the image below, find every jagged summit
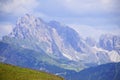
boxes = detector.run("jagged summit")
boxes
[9,14,50,39]
[17,14,45,28]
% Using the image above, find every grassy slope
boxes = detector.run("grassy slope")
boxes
[0,63,64,80]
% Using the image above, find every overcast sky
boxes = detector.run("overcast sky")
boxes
[0,0,120,39]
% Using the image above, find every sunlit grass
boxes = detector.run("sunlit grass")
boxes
[0,62,64,80]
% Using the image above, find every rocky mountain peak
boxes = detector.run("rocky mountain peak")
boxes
[9,14,50,39]
[2,14,120,69]
[16,14,44,28]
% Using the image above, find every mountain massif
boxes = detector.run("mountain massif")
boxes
[0,14,120,80]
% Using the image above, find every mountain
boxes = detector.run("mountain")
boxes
[0,41,77,79]
[99,34,120,53]
[0,62,64,80]
[0,14,120,80]
[0,41,119,80]
[1,14,120,71]
[97,34,120,63]
[65,62,120,80]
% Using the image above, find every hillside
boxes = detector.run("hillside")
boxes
[0,62,64,80]
[65,62,120,80]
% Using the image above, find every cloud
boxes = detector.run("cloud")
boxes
[0,23,13,39]
[0,0,120,17]
[57,0,120,15]
[0,0,39,16]
[68,24,120,40]
[0,0,119,19]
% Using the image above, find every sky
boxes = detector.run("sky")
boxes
[0,0,120,39]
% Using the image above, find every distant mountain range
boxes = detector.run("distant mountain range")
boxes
[0,14,120,80]
[0,42,120,80]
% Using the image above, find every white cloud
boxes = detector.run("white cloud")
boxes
[0,0,39,16]
[57,0,119,14]
[68,24,120,41]
[0,23,13,39]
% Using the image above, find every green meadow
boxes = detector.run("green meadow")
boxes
[0,62,64,80]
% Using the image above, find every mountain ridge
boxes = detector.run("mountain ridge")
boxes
[1,14,120,71]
